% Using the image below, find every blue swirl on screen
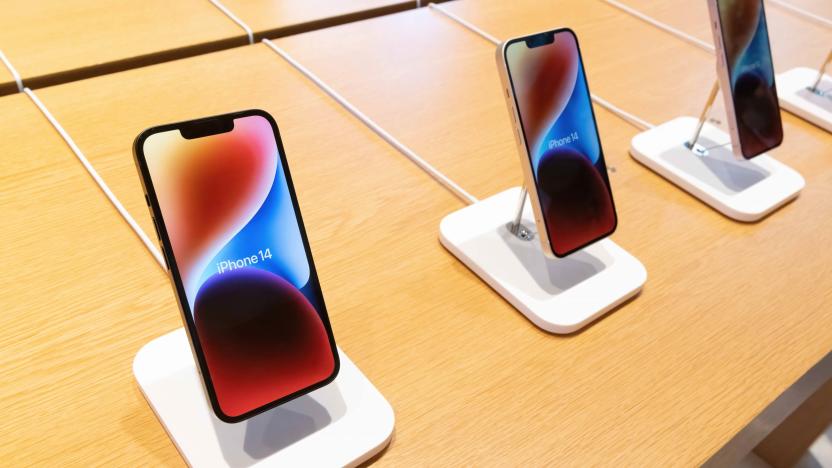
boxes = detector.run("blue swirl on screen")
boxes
[732,10,774,89]
[195,157,310,301]
[534,64,601,169]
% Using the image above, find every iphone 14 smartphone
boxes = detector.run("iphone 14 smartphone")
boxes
[497,28,617,258]
[708,0,783,159]
[133,110,339,423]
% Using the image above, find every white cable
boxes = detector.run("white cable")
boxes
[769,0,832,29]
[0,50,24,92]
[24,88,167,270]
[428,3,502,45]
[262,39,479,205]
[429,2,655,130]
[208,0,254,44]
[601,0,715,53]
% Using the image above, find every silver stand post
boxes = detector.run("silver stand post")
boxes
[507,186,534,241]
[685,80,720,152]
[810,49,832,94]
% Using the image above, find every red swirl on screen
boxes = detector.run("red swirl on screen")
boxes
[194,267,334,417]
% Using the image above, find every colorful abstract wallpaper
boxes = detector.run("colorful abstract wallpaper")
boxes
[718,0,782,157]
[506,31,616,256]
[143,115,335,418]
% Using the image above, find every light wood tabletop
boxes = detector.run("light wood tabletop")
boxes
[274,2,832,464]
[219,0,418,40]
[0,93,176,465]
[0,0,247,93]
[0,0,427,96]
[2,2,831,467]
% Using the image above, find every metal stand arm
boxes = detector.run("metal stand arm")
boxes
[810,49,832,93]
[685,80,720,150]
[507,186,534,241]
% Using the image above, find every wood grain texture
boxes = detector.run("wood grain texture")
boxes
[276,2,832,464]
[0,0,429,96]
[1,2,831,466]
[0,93,178,466]
[0,0,247,93]
[220,0,418,40]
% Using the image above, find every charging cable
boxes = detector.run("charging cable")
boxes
[24,88,167,269]
[262,38,480,205]
[207,0,255,44]
[769,0,832,29]
[0,50,24,92]
[600,0,714,53]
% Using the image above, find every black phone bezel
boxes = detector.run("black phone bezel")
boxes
[503,28,618,258]
[132,109,340,424]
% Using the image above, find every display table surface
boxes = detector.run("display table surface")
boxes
[218,0,416,39]
[2,0,832,466]
[0,0,417,95]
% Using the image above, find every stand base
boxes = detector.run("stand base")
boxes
[777,67,832,132]
[630,117,804,222]
[439,187,646,334]
[133,329,394,467]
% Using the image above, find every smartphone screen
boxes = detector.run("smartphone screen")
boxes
[715,0,783,158]
[504,29,617,257]
[135,111,338,422]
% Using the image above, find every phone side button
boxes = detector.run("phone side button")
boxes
[150,217,170,270]
[151,217,162,241]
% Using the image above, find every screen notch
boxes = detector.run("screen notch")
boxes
[525,31,555,48]
[179,116,235,139]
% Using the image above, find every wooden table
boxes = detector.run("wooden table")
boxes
[0,93,175,465]
[0,0,247,93]
[219,0,419,40]
[2,2,831,466]
[276,2,832,464]
[0,0,425,97]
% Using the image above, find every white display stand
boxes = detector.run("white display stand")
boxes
[439,187,646,334]
[630,116,804,221]
[133,328,394,467]
[777,67,832,132]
